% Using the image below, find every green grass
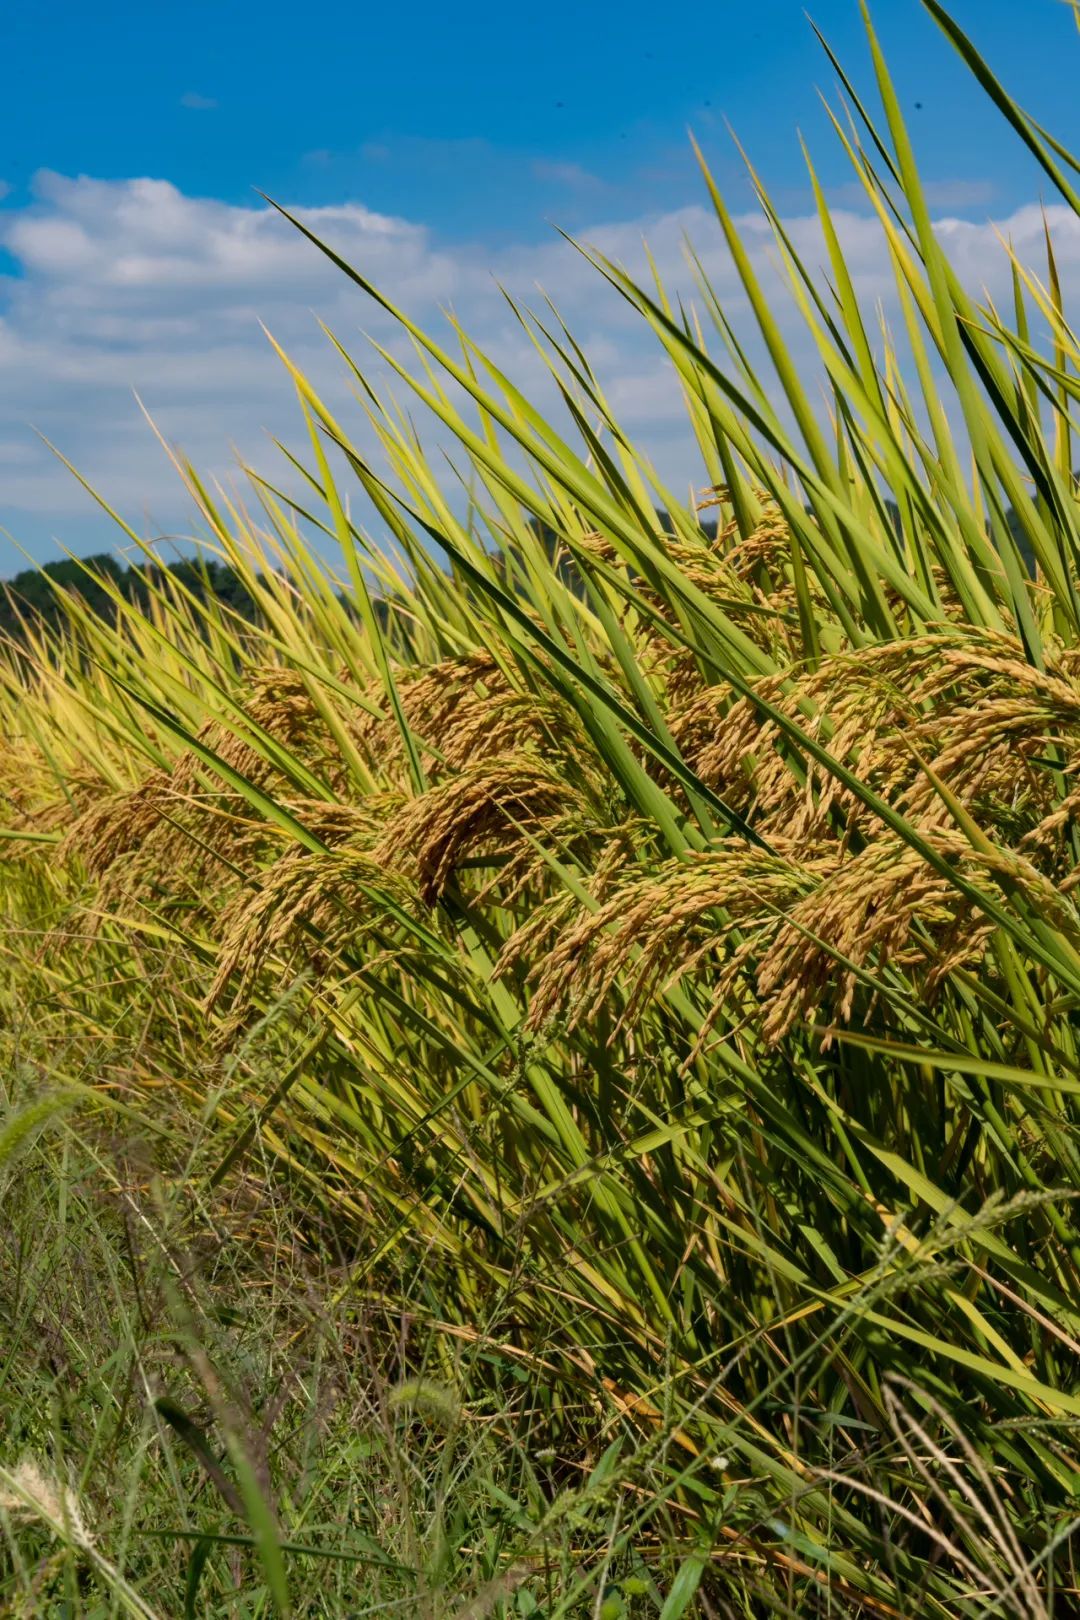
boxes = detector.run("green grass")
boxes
[4,1,1080,1612]
[0,1056,705,1619]
[6,1051,1073,1618]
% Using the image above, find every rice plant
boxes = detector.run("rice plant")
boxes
[4,1,1080,1610]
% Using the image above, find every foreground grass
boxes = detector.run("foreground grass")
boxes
[5,1,1080,1612]
[5,1069,1077,1617]
[7,1058,1074,1619]
[2,1059,704,1618]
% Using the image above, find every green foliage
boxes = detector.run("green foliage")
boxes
[0,1063,683,1618]
[0,554,262,644]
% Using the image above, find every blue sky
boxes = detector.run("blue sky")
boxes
[3,0,1073,234]
[1,0,1079,564]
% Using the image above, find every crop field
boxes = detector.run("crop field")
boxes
[3,5,1080,1614]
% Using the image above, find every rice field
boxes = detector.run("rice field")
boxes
[4,4,1080,1613]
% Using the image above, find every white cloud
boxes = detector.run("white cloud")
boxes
[531,159,605,190]
[0,169,1074,564]
[179,91,218,111]
[829,177,998,213]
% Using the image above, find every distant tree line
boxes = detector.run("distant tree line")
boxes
[0,553,262,645]
[0,498,1040,652]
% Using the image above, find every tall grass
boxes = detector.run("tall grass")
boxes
[0,1061,685,1618]
[4,2,1080,1610]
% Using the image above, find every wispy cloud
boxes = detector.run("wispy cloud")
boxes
[829,176,997,213]
[179,91,217,111]
[531,159,604,190]
[921,178,998,210]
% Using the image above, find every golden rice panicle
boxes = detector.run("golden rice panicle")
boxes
[61,769,173,878]
[355,650,587,785]
[354,652,508,781]
[372,751,608,906]
[757,832,996,1042]
[722,505,843,658]
[513,848,822,1033]
[207,818,418,1017]
[190,664,362,799]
